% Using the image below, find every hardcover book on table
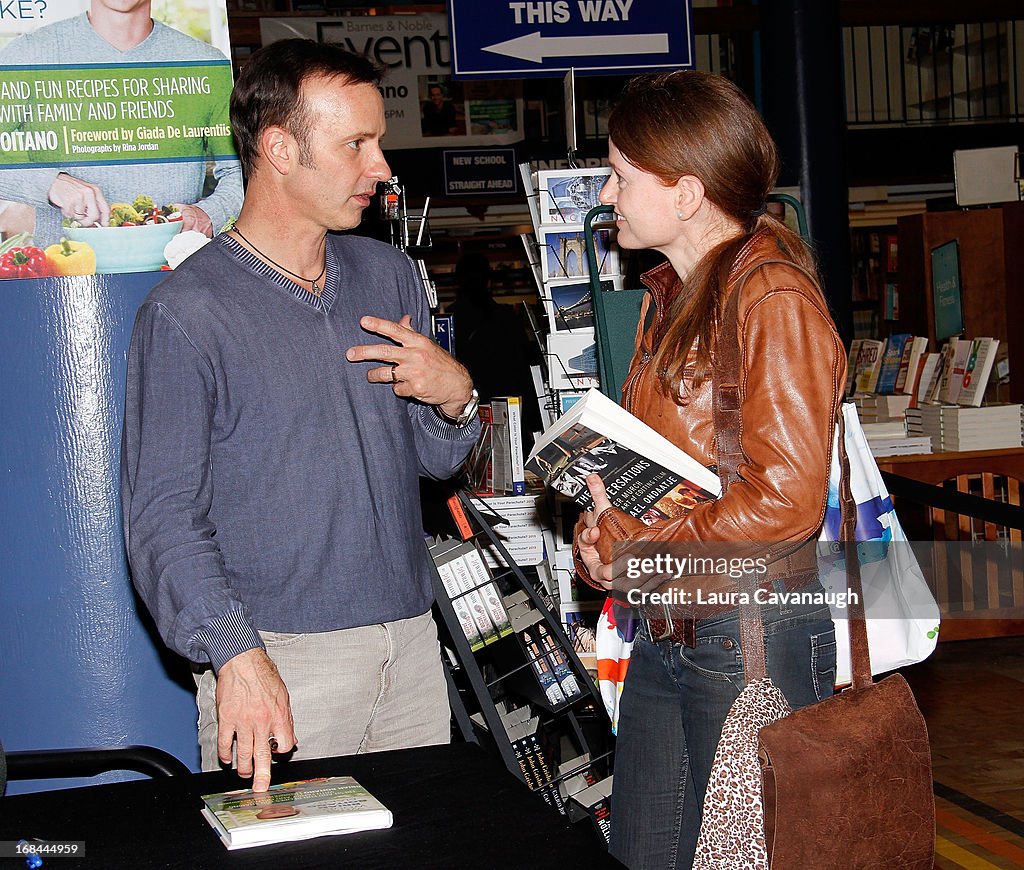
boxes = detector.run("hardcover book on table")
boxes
[201,776,392,850]
[525,388,720,522]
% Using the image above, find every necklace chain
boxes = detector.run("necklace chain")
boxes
[233,225,327,296]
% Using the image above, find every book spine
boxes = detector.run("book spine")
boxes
[449,555,500,646]
[461,546,513,638]
[528,735,567,815]
[434,561,484,651]
[506,396,526,495]
[446,493,474,541]
[520,628,566,706]
[589,796,612,843]
[535,622,581,700]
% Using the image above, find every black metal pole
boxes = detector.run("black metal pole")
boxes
[759,0,853,346]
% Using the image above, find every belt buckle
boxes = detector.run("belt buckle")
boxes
[651,601,673,642]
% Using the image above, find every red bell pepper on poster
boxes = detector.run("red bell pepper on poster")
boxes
[0,246,51,279]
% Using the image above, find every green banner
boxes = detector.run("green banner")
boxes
[0,61,235,166]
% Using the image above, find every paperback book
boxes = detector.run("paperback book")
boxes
[201,776,392,850]
[525,388,721,522]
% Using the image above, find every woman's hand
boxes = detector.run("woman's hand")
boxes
[577,474,615,589]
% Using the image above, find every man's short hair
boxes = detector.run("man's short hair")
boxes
[230,38,384,179]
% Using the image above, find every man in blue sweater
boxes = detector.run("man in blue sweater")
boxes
[122,40,479,791]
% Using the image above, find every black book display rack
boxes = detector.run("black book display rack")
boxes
[429,490,614,845]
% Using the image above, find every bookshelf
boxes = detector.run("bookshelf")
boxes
[895,203,1024,404]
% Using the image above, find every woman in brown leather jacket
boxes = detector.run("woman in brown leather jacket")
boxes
[574,72,847,869]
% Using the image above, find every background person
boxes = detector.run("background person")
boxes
[0,0,242,245]
[420,83,460,137]
[122,39,478,792]
[574,71,846,869]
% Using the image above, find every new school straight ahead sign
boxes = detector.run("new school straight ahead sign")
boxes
[447,0,694,79]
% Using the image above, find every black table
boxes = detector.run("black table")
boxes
[1,743,622,869]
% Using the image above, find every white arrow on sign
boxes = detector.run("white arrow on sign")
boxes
[482,31,669,64]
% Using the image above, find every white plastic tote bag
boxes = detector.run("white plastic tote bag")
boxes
[819,403,941,684]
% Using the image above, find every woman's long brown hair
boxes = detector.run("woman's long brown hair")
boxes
[607,71,820,400]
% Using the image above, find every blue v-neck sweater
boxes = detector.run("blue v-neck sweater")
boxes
[122,233,477,671]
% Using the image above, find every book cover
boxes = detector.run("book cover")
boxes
[448,550,502,646]
[940,338,973,404]
[460,543,514,638]
[201,776,392,850]
[875,334,911,395]
[957,338,999,407]
[431,545,484,652]
[925,344,954,404]
[852,339,884,395]
[520,626,567,706]
[535,621,582,701]
[895,336,928,394]
[525,389,720,522]
[912,352,941,405]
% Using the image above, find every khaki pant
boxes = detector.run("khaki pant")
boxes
[194,609,450,770]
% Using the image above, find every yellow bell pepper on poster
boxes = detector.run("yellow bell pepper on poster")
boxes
[45,238,96,276]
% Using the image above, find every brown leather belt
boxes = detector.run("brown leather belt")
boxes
[645,615,697,647]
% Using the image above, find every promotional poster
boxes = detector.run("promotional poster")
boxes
[0,0,240,276]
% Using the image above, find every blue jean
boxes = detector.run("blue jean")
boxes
[609,587,837,870]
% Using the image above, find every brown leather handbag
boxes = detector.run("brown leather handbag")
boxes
[703,262,935,868]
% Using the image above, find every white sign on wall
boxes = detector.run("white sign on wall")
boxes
[260,14,524,151]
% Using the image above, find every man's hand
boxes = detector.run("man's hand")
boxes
[346,315,474,418]
[47,172,109,227]
[577,474,615,589]
[175,203,214,238]
[215,648,296,792]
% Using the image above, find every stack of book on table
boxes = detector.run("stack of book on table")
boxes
[906,403,1023,452]
[860,421,932,457]
[200,776,392,850]
[855,393,913,423]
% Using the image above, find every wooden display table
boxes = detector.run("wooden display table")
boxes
[877,448,1024,641]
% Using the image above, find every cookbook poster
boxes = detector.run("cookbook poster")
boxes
[261,14,524,152]
[0,0,239,278]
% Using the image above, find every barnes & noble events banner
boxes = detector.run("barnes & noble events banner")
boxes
[261,14,524,152]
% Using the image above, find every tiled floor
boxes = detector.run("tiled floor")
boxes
[901,636,1024,869]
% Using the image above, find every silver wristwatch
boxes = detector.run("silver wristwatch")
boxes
[438,389,480,427]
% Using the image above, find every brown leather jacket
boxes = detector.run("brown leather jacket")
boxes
[576,230,847,593]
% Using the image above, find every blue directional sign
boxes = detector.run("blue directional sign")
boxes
[447,0,693,80]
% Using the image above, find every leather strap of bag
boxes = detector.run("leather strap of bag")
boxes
[710,258,871,687]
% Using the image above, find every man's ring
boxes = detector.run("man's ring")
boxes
[391,366,398,383]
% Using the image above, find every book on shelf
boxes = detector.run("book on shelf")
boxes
[875,333,911,395]
[464,404,494,494]
[913,352,942,405]
[525,388,721,521]
[939,338,973,404]
[895,336,928,394]
[844,338,864,397]
[957,338,999,408]
[490,396,526,496]
[474,493,546,568]
[430,538,513,649]
[926,342,956,404]
[852,339,884,395]
[200,776,392,850]
[566,775,613,844]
